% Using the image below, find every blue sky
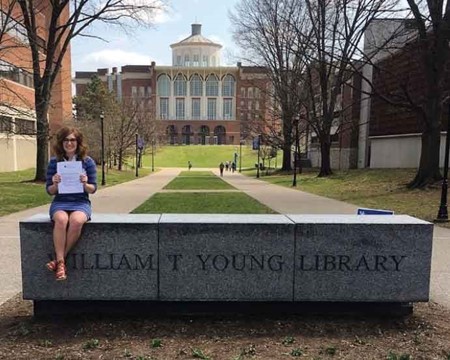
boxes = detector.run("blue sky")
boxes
[71,0,242,73]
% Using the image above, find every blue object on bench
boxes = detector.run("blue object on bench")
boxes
[357,208,394,215]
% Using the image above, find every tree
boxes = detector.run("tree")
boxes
[230,0,309,171]
[8,0,166,181]
[74,76,161,170]
[403,0,450,188]
[298,0,397,176]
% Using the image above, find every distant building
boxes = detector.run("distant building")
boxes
[0,2,72,172]
[74,24,271,145]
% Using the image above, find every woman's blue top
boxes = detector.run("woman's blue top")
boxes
[45,156,97,204]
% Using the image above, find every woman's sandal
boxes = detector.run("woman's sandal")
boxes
[55,260,67,281]
[46,260,57,272]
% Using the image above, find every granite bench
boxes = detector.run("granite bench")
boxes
[20,214,433,315]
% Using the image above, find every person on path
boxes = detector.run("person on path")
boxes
[219,162,225,176]
[231,162,236,173]
[45,127,97,281]
[188,160,192,171]
[225,161,229,171]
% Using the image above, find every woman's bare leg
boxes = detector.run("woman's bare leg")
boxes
[52,211,69,262]
[64,211,88,257]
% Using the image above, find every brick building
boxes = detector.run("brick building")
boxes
[0,1,72,172]
[74,24,271,146]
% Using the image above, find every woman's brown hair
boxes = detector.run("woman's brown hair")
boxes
[53,127,88,160]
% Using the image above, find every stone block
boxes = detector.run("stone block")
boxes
[158,214,295,301]
[20,214,160,300]
[289,215,433,302]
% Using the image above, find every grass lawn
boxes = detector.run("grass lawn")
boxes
[141,144,282,169]
[255,168,445,223]
[164,171,235,190]
[132,192,276,214]
[0,167,151,217]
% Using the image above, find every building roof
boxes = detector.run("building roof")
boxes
[170,23,222,49]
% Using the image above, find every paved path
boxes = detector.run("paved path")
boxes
[1,168,449,309]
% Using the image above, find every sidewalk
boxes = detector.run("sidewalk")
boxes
[215,170,450,309]
[0,168,181,306]
[1,168,449,309]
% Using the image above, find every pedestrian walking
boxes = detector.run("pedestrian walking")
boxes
[219,162,225,176]
[188,161,192,171]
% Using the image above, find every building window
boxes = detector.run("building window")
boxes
[157,74,170,96]
[146,86,152,97]
[0,116,13,133]
[255,101,260,111]
[174,74,187,96]
[0,59,34,88]
[240,87,246,99]
[207,98,216,120]
[254,87,260,98]
[206,74,219,96]
[15,118,35,135]
[212,56,216,67]
[248,100,252,111]
[222,74,235,97]
[160,97,169,119]
[190,74,202,96]
[248,87,253,98]
[223,99,232,120]
[193,54,199,67]
[139,86,145,98]
[176,98,185,120]
[192,98,201,120]
[184,54,190,66]
[176,55,182,66]
[202,55,208,67]
[0,11,29,45]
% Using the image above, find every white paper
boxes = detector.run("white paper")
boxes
[57,161,84,194]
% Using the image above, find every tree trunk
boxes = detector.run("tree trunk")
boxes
[408,105,442,188]
[118,150,123,171]
[34,100,50,182]
[281,142,292,171]
[318,138,332,177]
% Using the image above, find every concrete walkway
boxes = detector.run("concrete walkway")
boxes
[1,168,449,309]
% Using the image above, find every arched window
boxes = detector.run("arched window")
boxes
[182,125,193,145]
[214,125,226,145]
[157,74,170,96]
[206,74,219,96]
[166,125,177,145]
[174,74,187,96]
[198,125,210,145]
[190,74,203,96]
[222,74,235,97]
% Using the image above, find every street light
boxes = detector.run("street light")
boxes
[135,133,139,177]
[435,104,450,222]
[151,139,155,172]
[100,111,105,186]
[239,139,244,173]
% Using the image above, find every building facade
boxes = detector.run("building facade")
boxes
[74,24,270,146]
[0,1,72,172]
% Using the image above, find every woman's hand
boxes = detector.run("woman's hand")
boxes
[80,173,88,185]
[52,174,61,185]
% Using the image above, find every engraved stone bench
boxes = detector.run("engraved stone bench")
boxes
[20,214,433,315]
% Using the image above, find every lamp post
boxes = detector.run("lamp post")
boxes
[292,118,299,187]
[135,133,139,177]
[257,135,261,179]
[151,139,155,172]
[435,104,450,222]
[100,111,105,186]
[239,140,243,172]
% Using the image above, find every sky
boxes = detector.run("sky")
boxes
[70,0,242,74]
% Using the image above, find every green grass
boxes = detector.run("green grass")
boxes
[257,168,445,223]
[0,167,151,217]
[132,192,276,214]
[164,171,235,190]
[141,145,282,169]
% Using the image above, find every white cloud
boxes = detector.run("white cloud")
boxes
[78,49,155,71]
